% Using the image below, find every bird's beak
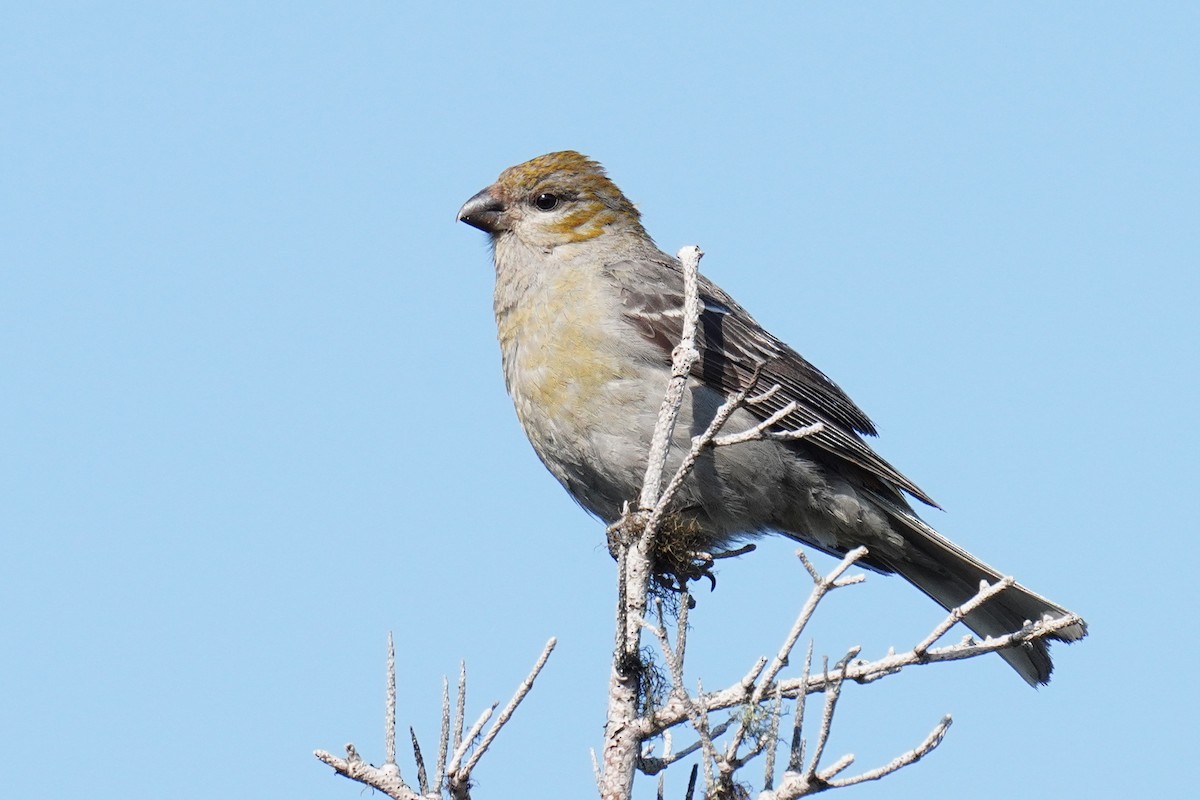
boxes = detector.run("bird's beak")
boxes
[457,187,506,234]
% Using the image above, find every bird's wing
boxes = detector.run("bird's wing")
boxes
[609,257,939,508]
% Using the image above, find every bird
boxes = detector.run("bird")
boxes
[457,150,1086,685]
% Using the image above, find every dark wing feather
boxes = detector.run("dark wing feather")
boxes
[610,258,939,509]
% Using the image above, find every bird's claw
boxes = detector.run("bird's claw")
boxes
[652,550,718,600]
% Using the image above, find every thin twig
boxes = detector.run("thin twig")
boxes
[849,612,1084,686]
[827,715,952,788]
[675,585,691,675]
[410,727,429,795]
[806,649,859,780]
[752,548,867,708]
[804,657,833,780]
[386,632,397,766]
[787,641,813,774]
[656,731,672,799]
[746,383,782,406]
[591,748,603,794]
[913,577,1015,657]
[715,421,824,447]
[638,245,704,514]
[795,551,822,583]
[650,368,764,525]
[640,717,737,773]
[462,637,557,774]
[709,402,797,447]
[817,753,855,782]
[447,704,497,775]
[641,600,726,771]
[436,676,450,788]
[695,679,717,791]
[647,601,686,697]
[762,684,783,790]
[645,586,1083,731]
[453,662,466,756]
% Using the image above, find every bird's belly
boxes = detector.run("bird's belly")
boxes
[506,339,653,519]
[495,273,659,520]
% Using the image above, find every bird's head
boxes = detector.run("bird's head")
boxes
[457,151,648,250]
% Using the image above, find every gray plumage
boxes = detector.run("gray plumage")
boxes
[460,150,1087,686]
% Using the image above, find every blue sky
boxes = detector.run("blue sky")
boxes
[2,3,1196,798]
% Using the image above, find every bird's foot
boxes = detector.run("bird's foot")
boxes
[652,543,758,592]
[606,503,648,559]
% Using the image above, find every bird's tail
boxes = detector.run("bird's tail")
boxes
[878,511,1087,686]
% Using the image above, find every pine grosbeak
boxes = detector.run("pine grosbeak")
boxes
[458,151,1085,685]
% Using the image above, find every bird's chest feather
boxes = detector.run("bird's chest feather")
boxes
[496,269,629,438]
[492,255,668,519]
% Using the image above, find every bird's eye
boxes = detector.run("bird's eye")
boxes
[534,193,559,211]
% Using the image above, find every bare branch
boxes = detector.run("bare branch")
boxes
[447,704,496,776]
[462,637,557,775]
[648,595,1082,731]
[436,676,450,789]
[746,383,782,406]
[640,716,737,773]
[386,632,398,766]
[694,679,717,792]
[794,551,821,583]
[710,404,796,447]
[760,715,955,799]
[749,422,825,445]
[787,642,814,774]
[761,685,784,790]
[410,727,429,795]
[639,244,704,514]
[843,612,1084,686]
[763,548,865,699]
[685,764,699,800]
[805,649,859,783]
[827,715,952,789]
[313,634,420,800]
[602,246,706,800]
[642,602,722,780]
[651,370,765,524]
[453,662,467,757]
[591,748,603,794]
[818,753,855,782]
[318,636,555,800]
[313,746,420,800]
[651,370,821,534]
[675,586,691,672]
[647,599,687,698]
[740,657,769,695]
[913,577,1015,657]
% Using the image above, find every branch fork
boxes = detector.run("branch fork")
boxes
[315,634,555,800]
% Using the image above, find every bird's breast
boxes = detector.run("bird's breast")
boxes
[495,267,629,429]
[492,257,664,519]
